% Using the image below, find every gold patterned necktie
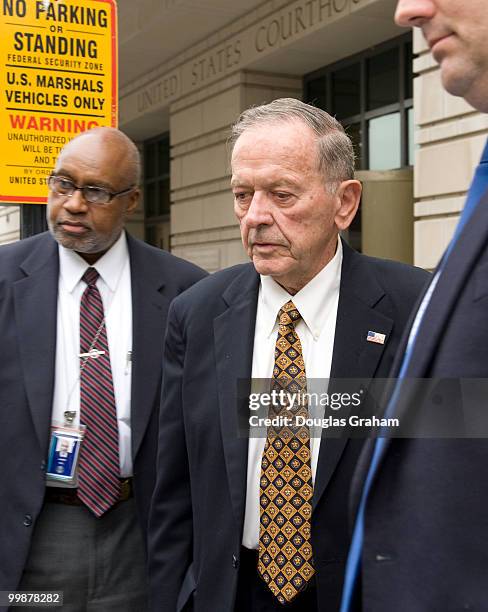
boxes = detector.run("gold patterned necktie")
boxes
[258,300,315,604]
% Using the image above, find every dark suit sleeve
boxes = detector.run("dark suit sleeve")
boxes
[148,300,193,611]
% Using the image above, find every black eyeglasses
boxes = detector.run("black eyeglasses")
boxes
[48,175,136,205]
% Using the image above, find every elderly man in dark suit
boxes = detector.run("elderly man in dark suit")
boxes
[0,127,206,611]
[340,2,488,611]
[148,98,428,612]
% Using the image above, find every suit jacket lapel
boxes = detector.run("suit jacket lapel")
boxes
[127,235,169,460]
[406,191,488,378]
[214,265,259,530]
[347,273,433,513]
[361,192,488,498]
[313,242,393,509]
[330,247,392,382]
[13,234,58,454]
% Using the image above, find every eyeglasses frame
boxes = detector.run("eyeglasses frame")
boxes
[48,174,136,205]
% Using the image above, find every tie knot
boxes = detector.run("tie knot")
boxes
[278,301,301,326]
[82,267,99,287]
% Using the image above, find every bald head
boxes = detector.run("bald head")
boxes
[59,127,141,187]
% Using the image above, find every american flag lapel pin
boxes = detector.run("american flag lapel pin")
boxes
[367,330,386,345]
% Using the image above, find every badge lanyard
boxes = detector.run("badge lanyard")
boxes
[47,259,130,486]
[59,258,129,428]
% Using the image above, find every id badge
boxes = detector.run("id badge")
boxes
[46,426,84,486]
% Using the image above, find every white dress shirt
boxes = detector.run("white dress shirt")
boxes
[51,231,133,480]
[242,238,343,549]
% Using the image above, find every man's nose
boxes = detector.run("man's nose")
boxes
[62,189,89,214]
[395,0,434,28]
[244,192,274,227]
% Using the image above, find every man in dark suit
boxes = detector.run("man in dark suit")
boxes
[0,127,206,611]
[148,98,428,612]
[339,2,488,611]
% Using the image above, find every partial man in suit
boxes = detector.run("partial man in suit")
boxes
[0,127,206,611]
[339,2,488,611]
[148,98,428,612]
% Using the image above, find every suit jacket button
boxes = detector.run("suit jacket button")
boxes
[23,514,32,527]
[40,460,46,471]
[232,554,239,569]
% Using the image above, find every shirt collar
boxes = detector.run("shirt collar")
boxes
[58,231,129,293]
[259,237,343,340]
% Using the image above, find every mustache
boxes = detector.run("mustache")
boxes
[56,218,92,230]
[248,229,289,248]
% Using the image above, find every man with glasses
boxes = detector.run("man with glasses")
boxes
[0,127,205,611]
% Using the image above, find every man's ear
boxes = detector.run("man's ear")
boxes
[126,188,140,217]
[334,180,362,231]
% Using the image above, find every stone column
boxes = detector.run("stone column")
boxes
[0,206,20,245]
[169,70,301,271]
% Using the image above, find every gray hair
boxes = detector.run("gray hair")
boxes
[229,98,355,185]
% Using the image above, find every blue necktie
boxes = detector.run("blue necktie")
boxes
[340,138,488,612]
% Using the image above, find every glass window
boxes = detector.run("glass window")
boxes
[367,48,399,111]
[144,143,157,180]
[332,63,360,120]
[158,177,170,216]
[345,123,362,169]
[368,112,401,170]
[145,183,156,218]
[306,76,327,111]
[304,34,414,254]
[305,33,413,171]
[143,133,170,249]
[405,41,413,99]
[145,225,156,248]
[158,139,170,175]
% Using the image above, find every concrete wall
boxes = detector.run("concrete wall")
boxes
[0,206,20,245]
[358,168,414,264]
[118,0,404,271]
[412,29,487,269]
[7,0,477,272]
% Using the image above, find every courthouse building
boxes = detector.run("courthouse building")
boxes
[2,0,487,271]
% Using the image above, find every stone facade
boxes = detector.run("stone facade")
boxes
[2,0,485,272]
[412,30,487,268]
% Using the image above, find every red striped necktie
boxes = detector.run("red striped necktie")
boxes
[77,267,121,516]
